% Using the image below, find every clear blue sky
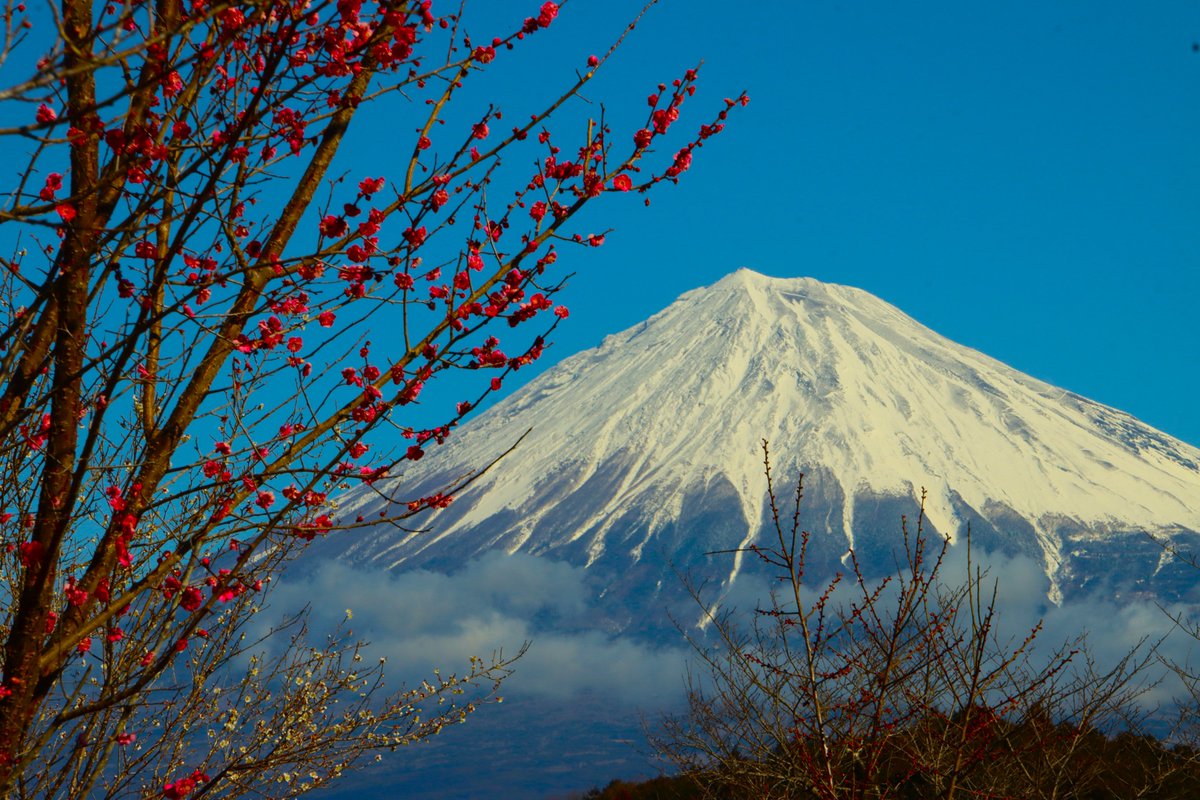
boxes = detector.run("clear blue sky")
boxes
[415,0,1200,447]
[13,1,1193,447]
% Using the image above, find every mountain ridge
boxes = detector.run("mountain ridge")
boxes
[328,269,1200,607]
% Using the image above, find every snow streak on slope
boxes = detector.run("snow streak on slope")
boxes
[333,270,1200,605]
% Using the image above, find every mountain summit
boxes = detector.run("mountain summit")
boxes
[331,270,1200,608]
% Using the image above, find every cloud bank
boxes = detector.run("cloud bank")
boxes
[267,545,1200,800]
[270,542,1199,716]
[268,552,692,707]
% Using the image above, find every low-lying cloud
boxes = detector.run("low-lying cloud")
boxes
[263,546,1200,800]
[268,552,691,707]
[691,541,1199,713]
[267,543,1200,717]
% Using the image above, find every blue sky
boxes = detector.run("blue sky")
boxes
[7,1,1195,446]
[429,0,1200,447]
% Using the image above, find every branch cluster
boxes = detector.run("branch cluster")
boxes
[654,442,1183,800]
[0,0,746,796]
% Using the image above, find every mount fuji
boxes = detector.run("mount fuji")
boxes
[323,269,1200,617]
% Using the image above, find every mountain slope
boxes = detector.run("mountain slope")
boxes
[328,270,1200,607]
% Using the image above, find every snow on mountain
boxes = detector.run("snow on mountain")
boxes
[327,269,1200,609]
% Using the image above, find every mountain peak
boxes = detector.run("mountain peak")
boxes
[332,272,1200,607]
[691,268,836,302]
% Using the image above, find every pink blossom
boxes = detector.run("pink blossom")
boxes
[220,6,244,31]
[319,215,348,238]
[163,769,209,799]
[180,586,204,611]
[358,176,385,196]
[403,226,427,247]
[40,172,63,200]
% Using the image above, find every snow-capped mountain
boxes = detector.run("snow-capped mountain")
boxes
[327,270,1200,612]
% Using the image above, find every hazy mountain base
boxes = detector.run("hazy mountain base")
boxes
[292,537,1197,798]
[315,691,668,800]
[278,553,692,799]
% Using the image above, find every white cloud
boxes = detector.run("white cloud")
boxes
[265,542,1200,718]
[267,552,691,706]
